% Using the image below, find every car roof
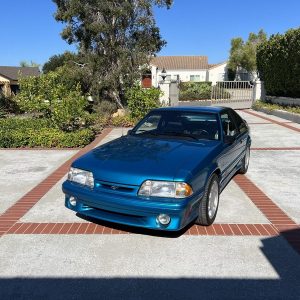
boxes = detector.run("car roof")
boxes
[153,106,227,114]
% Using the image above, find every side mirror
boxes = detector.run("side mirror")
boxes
[127,129,132,135]
[224,135,236,144]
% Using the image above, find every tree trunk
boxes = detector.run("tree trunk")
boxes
[109,90,124,109]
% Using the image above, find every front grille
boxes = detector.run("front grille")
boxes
[95,180,137,194]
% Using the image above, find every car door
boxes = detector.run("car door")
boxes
[219,110,240,182]
[229,109,249,163]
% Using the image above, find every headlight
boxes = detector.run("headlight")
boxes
[138,180,193,198]
[68,167,94,188]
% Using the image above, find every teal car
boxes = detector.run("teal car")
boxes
[63,106,250,231]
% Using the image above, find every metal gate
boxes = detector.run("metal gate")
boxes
[211,81,255,109]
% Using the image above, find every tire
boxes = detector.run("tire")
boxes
[195,173,220,226]
[239,145,250,174]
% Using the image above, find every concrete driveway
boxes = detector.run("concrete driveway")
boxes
[0,109,299,300]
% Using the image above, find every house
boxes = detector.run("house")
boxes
[0,66,40,95]
[141,56,228,88]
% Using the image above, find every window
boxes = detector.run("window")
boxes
[230,111,248,134]
[135,115,161,134]
[132,111,220,141]
[190,75,201,82]
[220,112,237,137]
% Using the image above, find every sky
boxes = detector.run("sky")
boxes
[0,0,299,67]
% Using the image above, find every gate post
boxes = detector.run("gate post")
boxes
[254,80,265,101]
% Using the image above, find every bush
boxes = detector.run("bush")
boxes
[93,100,117,116]
[211,86,231,100]
[257,27,300,97]
[111,115,137,127]
[15,68,90,131]
[252,100,300,114]
[126,85,161,119]
[179,82,212,101]
[0,118,95,148]
[51,91,89,131]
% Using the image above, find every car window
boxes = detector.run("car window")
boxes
[132,111,220,141]
[135,115,161,134]
[230,110,248,134]
[220,112,238,137]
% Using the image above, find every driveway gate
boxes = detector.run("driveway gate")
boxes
[211,81,255,109]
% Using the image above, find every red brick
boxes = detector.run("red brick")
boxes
[85,223,97,234]
[221,224,234,235]
[67,223,82,234]
[58,223,73,234]
[102,226,113,234]
[94,225,105,234]
[195,225,207,235]
[189,225,199,235]
[213,224,225,235]
[32,223,48,234]
[76,223,89,234]
[245,224,260,235]
[229,224,242,235]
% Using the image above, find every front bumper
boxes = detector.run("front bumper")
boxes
[62,180,201,231]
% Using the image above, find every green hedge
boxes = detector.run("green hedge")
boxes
[0,118,95,148]
[257,27,300,98]
[179,82,212,101]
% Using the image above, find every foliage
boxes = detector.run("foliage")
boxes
[42,51,78,73]
[179,82,212,101]
[252,100,300,114]
[228,30,267,77]
[20,60,40,68]
[93,100,117,116]
[111,114,137,127]
[126,85,161,119]
[15,68,90,131]
[257,28,300,97]
[53,0,173,108]
[0,117,94,148]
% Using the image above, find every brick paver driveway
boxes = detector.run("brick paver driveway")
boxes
[0,109,300,299]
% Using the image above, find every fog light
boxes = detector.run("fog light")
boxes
[157,214,171,225]
[69,196,77,206]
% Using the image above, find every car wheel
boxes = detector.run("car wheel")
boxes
[195,174,219,226]
[239,145,250,174]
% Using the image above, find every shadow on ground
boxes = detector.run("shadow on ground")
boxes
[1,229,300,300]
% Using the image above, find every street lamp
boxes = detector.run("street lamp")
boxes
[161,67,167,81]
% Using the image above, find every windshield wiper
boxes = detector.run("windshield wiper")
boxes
[160,131,199,141]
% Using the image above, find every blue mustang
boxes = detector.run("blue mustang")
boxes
[63,106,251,231]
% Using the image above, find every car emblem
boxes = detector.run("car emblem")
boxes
[111,186,118,190]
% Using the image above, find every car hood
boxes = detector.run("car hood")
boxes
[72,135,220,186]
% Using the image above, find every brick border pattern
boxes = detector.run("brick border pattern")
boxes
[243,110,300,133]
[0,128,112,237]
[6,222,278,236]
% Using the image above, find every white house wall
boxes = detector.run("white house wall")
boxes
[152,68,208,87]
[208,63,228,85]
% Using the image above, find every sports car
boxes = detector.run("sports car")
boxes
[62,106,251,231]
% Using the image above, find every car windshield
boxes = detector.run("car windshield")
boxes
[131,111,220,141]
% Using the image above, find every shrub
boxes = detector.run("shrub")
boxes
[211,86,231,100]
[111,114,137,127]
[0,127,94,148]
[0,117,95,148]
[179,82,212,101]
[257,27,300,97]
[15,68,90,131]
[126,85,161,119]
[93,100,117,116]
[51,91,89,131]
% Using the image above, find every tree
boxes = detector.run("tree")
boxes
[53,0,172,108]
[42,51,78,73]
[228,30,267,79]
[19,60,40,68]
